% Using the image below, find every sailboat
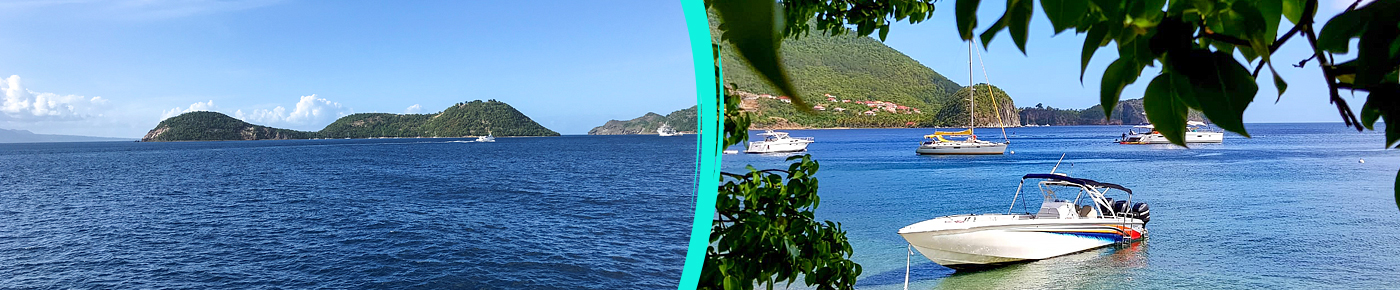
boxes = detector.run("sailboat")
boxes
[916,41,1009,155]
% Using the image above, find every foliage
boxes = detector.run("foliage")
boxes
[937,84,1020,127]
[319,113,434,138]
[717,0,1400,206]
[704,156,861,290]
[709,10,964,126]
[704,2,861,288]
[419,100,560,137]
[144,111,313,141]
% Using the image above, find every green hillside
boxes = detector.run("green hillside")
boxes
[710,12,977,128]
[143,100,558,142]
[587,106,698,135]
[418,100,560,137]
[141,111,313,142]
[1019,98,1208,126]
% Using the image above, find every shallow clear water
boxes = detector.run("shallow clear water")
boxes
[0,135,696,289]
[725,123,1400,289]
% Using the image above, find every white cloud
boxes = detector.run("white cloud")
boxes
[233,94,351,127]
[160,100,217,120]
[1,75,109,121]
[405,104,423,114]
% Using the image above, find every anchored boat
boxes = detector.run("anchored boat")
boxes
[657,123,681,136]
[917,41,1009,155]
[744,130,814,154]
[898,173,1149,270]
[1117,121,1223,144]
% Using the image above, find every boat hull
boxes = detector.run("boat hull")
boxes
[746,140,812,153]
[899,217,1144,269]
[1119,132,1223,144]
[915,142,1007,155]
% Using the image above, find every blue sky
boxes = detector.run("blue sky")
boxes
[878,0,1369,124]
[0,1,696,137]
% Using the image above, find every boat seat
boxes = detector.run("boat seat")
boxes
[1076,205,1093,218]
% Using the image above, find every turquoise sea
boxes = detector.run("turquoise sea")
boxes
[724,123,1400,289]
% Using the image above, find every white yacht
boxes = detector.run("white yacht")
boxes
[476,134,495,142]
[744,130,814,154]
[657,123,681,136]
[1117,121,1223,144]
[899,173,1149,270]
[917,41,1009,155]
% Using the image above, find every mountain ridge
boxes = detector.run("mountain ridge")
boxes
[142,100,558,142]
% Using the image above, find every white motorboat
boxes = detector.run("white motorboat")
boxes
[476,134,495,142]
[898,173,1149,270]
[657,123,681,136]
[745,130,814,153]
[916,41,1009,155]
[1117,121,1223,144]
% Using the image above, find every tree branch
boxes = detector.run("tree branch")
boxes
[1200,32,1251,46]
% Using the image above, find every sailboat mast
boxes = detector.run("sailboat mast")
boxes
[967,41,975,132]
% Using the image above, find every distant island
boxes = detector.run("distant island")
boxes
[588,106,697,135]
[0,128,135,143]
[1019,98,1207,126]
[142,100,559,142]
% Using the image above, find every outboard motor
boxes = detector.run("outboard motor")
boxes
[1112,200,1131,217]
[1131,202,1151,223]
[1099,198,1115,214]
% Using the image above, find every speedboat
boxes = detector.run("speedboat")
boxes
[476,134,495,142]
[1117,121,1223,144]
[916,130,1008,155]
[744,130,814,153]
[898,173,1149,270]
[657,123,681,136]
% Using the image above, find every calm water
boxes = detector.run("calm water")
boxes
[0,135,696,289]
[725,123,1400,289]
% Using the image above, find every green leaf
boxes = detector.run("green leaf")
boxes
[1143,73,1190,146]
[1394,169,1399,213]
[1081,22,1109,82]
[1042,0,1089,34]
[1257,0,1283,46]
[1100,58,1143,119]
[1168,50,1258,137]
[1317,9,1366,54]
[979,14,1009,49]
[957,0,982,40]
[712,0,810,113]
[1281,0,1306,24]
[1355,18,1400,88]
[1271,69,1288,100]
[1007,0,1035,53]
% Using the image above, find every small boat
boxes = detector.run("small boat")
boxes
[745,130,814,154]
[476,135,495,142]
[1117,121,1223,144]
[916,41,1009,155]
[657,123,682,136]
[898,173,1149,270]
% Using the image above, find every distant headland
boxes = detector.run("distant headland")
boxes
[588,106,697,135]
[141,100,559,142]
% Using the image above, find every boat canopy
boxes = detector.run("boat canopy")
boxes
[925,129,973,138]
[1132,124,1154,129]
[1187,121,1207,126]
[1022,173,1132,194]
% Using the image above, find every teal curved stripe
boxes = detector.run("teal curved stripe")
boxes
[678,0,718,289]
